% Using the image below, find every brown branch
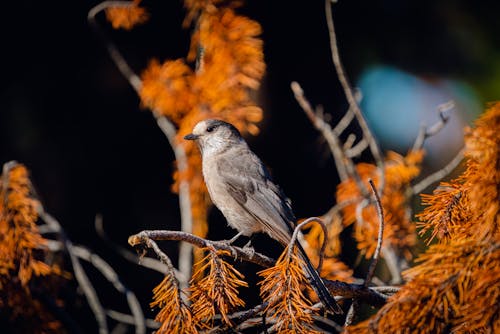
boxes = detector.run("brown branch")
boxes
[128,230,275,268]
[324,280,387,307]
[325,0,385,193]
[365,179,385,287]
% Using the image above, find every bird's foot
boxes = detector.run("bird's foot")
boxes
[242,240,255,259]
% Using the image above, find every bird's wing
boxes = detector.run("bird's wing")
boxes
[217,150,296,245]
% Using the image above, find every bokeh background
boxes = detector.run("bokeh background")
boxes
[1,0,499,332]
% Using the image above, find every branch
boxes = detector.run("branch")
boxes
[106,310,159,329]
[365,179,385,287]
[412,148,464,195]
[412,100,454,151]
[94,214,177,277]
[72,245,146,334]
[128,230,275,268]
[288,217,328,271]
[324,280,387,307]
[291,81,349,181]
[88,1,142,92]
[291,82,369,197]
[38,210,109,334]
[325,0,385,193]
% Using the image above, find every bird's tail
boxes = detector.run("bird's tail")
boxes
[296,242,343,314]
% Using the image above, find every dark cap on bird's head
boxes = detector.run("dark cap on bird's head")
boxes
[184,119,241,141]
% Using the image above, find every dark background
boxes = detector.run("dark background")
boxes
[1,0,499,332]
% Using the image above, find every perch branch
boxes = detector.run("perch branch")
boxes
[128,230,275,268]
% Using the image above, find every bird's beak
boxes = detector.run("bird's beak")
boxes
[184,133,199,140]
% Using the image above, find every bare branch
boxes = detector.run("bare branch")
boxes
[412,149,464,195]
[291,81,349,181]
[412,100,454,151]
[72,245,146,334]
[38,210,109,334]
[288,217,328,271]
[88,1,142,92]
[128,230,275,268]
[106,310,159,329]
[94,215,177,278]
[346,138,369,158]
[365,179,385,287]
[332,89,362,137]
[325,0,385,192]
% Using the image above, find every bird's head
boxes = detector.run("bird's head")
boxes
[184,119,243,155]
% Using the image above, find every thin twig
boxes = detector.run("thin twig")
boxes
[346,138,369,158]
[38,210,109,334]
[365,180,385,287]
[412,100,454,151]
[412,149,464,195]
[291,81,349,181]
[325,0,385,192]
[128,230,275,268]
[288,217,328,266]
[332,90,361,136]
[88,1,194,290]
[94,214,176,277]
[106,310,160,329]
[88,1,142,92]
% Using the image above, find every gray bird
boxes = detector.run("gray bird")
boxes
[184,118,342,314]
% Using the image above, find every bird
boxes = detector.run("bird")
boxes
[184,118,342,314]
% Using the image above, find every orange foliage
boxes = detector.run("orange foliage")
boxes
[259,246,321,334]
[105,0,149,30]
[337,150,424,259]
[151,274,197,333]
[189,248,248,328]
[348,102,500,333]
[0,163,62,332]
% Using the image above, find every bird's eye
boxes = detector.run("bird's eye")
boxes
[206,125,216,133]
